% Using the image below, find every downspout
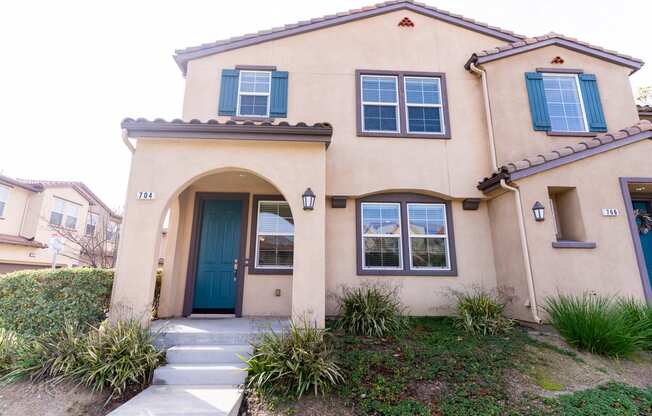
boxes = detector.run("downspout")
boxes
[469,62,542,323]
[122,129,135,154]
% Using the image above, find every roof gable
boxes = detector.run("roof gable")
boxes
[468,33,644,73]
[173,0,524,75]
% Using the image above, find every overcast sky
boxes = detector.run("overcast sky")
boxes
[1,0,649,210]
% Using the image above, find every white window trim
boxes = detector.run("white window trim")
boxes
[236,70,272,118]
[0,185,9,218]
[360,75,400,133]
[360,202,403,270]
[406,203,451,271]
[86,212,98,236]
[254,200,294,270]
[51,197,81,230]
[403,76,445,135]
[542,73,589,133]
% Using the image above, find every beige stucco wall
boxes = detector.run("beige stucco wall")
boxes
[112,139,327,324]
[182,9,511,199]
[483,45,639,166]
[325,197,497,316]
[0,184,31,236]
[495,140,652,320]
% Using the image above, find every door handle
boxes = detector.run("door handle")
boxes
[233,258,239,282]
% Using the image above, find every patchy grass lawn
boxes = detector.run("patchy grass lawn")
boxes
[245,317,652,415]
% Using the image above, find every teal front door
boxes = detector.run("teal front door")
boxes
[192,199,243,313]
[633,201,652,289]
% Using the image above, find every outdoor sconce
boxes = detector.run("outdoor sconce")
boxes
[302,188,316,210]
[532,201,545,222]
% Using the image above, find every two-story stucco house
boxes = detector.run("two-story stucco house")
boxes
[0,174,121,272]
[111,0,652,326]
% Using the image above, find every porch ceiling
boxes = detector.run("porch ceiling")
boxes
[121,118,333,147]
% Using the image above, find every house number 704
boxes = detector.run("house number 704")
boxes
[137,191,156,200]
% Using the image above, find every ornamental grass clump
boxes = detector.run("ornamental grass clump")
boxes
[335,285,407,337]
[544,294,652,357]
[0,328,21,376]
[245,320,344,400]
[617,297,652,351]
[454,288,514,336]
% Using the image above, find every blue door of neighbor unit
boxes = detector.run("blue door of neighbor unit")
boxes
[192,199,242,313]
[633,201,652,289]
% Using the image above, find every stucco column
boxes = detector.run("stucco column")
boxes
[158,199,180,318]
[290,185,326,328]
[110,150,167,325]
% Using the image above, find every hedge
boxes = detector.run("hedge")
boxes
[0,268,113,337]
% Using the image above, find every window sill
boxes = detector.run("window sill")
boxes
[546,131,597,137]
[231,116,276,122]
[551,240,597,249]
[357,132,451,140]
[248,267,292,275]
[358,269,457,277]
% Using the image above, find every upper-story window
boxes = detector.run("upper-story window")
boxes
[525,71,607,134]
[50,197,80,230]
[237,71,272,117]
[542,74,588,133]
[218,68,288,119]
[357,70,451,139]
[0,185,9,217]
[85,212,98,236]
[106,220,119,241]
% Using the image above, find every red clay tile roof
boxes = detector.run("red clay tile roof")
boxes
[468,32,644,72]
[0,174,43,192]
[173,0,524,75]
[0,233,47,249]
[478,120,652,191]
[13,179,121,220]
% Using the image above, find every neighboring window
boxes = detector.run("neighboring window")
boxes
[548,187,587,242]
[85,212,98,236]
[0,185,9,217]
[407,203,450,269]
[106,221,119,241]
[50,198,80,229]
[542,74,588,132]
[254,200,294,269]
[361,75,399,133]
[357,71,450,138]
[361,203,403,269]
[237,70,271,117]
[404,77,444,134]
[357,194,456,275]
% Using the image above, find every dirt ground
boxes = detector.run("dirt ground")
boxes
[0,381,123,416]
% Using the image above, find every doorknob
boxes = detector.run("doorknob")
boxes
[233,258,238,283]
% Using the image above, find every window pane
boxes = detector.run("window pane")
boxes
[543,75,586,132]
[257,202,294,234]
[53,198,65,214]
[363,105,397,132]
[362,203,400,235]
[361,76,397,103]
[408,204,446,235]
[405,77,441,105]
[65,215,77,229]
[0,201,5,217]
[0,186,8,204]
[257,235,294,267]
[407,106,442,133]
[239,95,268,116]
[239,71,270,95]
[364,236,401,268]
[50,211,63,226]
[411,237,448,268]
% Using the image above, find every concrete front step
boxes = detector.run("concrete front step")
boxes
[166,344,252,364]
[107,385,243,416]
[153,363,248,386]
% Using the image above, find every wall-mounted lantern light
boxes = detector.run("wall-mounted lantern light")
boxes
[532,201,545,222]
[302,188,316,210]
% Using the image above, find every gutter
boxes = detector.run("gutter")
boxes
[122,129,135,154]
[468,62,542,323]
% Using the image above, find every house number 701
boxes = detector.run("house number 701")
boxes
[137,191,156,200]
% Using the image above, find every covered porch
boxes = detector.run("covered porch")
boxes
[110,119,332,326]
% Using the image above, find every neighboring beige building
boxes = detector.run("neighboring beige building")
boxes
[111,0,652,326]
[640,105,652,122]
[0,174,121,273]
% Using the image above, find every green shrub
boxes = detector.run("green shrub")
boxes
[544,294,652,357]
[618,297,652,351]
[245,320,344,400]
[335,285,407,337]
[454,289,514,336]
[0,328,21,376]
[74,320,165,400]
[0,268,113,337]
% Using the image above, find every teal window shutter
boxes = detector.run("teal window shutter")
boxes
[525,72,551,131]
[270,71,289,118]
[218,69,240,116]
[578,74,607,132]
